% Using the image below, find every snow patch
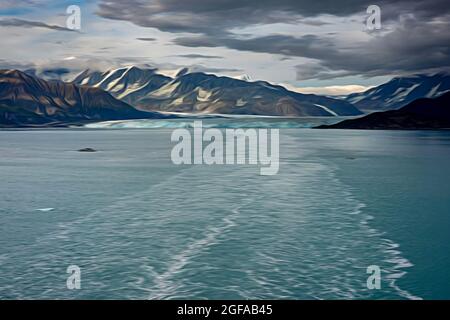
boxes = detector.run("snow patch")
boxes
[314,104,338,116]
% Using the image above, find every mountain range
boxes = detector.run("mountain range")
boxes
[72,66,362,117]
[0,69,168,127]
[318,91,450,130]
[345,73,450,113]
[2,66,450,128]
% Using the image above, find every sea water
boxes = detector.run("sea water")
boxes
[0,119,449,299]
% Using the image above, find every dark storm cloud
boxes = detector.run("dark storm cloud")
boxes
[96,0,450,79]
[174,34,337,59]
[96,0,369,35]
[301,16,450,79]
[0,18,74,32]
[175,16,450,79]
[96,0,450,34]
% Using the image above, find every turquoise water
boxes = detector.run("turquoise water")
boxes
[0,119,449,299]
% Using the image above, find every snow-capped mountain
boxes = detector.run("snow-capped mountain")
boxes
[236,74,252,81]
[73,66,362,117]
[72,66,173,105]
[345,73,450,113]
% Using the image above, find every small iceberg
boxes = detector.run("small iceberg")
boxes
[36,208,55,212]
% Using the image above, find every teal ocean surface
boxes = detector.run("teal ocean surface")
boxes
[0,118,449,299]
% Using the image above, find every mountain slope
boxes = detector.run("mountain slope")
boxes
[72,66,173,105]
[346,73,450,113]
[74,67,362,117]
[317,91,450,130]
[0,69,168,127]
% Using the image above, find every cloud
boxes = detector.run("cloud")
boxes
[94,0,450,80]
[0,54,243,83]
[176,54,223,59]
[95,0,371,37]
[298,17,331,26]
[193,66,242,73]
[25,67,71,80]
[96,0,450,35]
[2,0,449,84]
[175,15,450,80]
[177,65,243,74]
[296,15,450,79]
[0,0,35,10]
[174,34,336,58]
[289,84,372,96]
[0,18,74,32]
[136,37,157,42]
[0,59,34,70]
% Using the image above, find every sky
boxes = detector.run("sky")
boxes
[1,0,449,95]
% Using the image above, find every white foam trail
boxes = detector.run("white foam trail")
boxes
[326,163,422,300]
[383,239,422,300]
[147,206,242,300]
[284,130,421,300]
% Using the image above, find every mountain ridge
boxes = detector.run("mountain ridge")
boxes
[0,69,170,127]
[317,91,450,130]
[345,73,450,113]
[73,66,363,117]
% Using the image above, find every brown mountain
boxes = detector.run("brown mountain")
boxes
[0,69,168,127]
